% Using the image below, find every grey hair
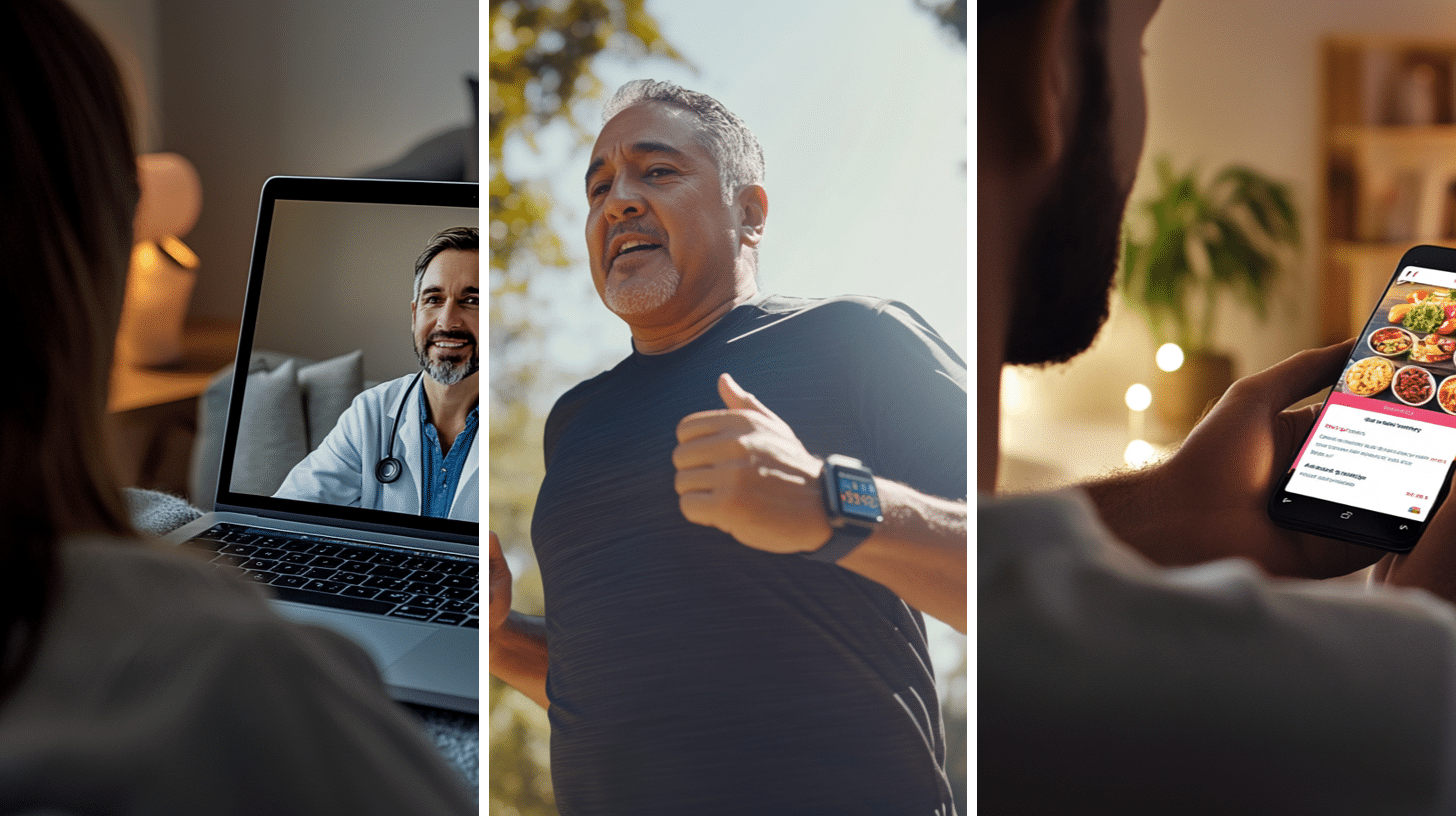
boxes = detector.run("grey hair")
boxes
[413,225,479,301]
[602,79,765,204]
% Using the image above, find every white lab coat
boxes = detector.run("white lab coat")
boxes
[273,374,479,520]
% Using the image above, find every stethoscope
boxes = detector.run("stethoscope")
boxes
[375,370,425,484]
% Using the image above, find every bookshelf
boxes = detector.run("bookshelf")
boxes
[1321,37,1456,343]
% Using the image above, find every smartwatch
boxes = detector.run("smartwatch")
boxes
[806,454,883,563]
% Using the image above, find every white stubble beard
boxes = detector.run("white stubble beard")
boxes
[603,265,681,317]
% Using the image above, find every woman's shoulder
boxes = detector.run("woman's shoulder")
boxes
[52,535,373,665]
[59,535,299,627]
[0,535,472,813]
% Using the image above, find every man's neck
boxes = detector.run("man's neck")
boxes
[422,372,479,450]
[978,163,1036,495]
[630,277,759,356]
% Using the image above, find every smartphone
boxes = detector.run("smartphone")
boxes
[1269,245,1456,552]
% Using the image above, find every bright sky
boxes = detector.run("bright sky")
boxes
[506,0,968,386]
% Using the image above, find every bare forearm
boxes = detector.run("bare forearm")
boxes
[837,481,967,632]
[1079,465,1204,566]
[490,612,550,709]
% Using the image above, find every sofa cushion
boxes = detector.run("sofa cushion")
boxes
[298,349,365,450]
[228,358,308,498]
[191,350,371,509]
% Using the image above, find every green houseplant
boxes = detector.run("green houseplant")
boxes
[1119,154,1301,430]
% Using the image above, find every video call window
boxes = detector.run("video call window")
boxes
[223,197,480,525]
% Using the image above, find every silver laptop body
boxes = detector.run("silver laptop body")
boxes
[167,176,479,713]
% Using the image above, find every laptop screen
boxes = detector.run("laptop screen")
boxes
[216,177,479,544]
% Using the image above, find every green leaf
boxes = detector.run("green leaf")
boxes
[1117,152,1300,352]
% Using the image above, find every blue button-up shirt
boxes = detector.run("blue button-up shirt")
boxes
[419,384,478,518]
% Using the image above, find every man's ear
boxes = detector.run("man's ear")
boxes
[980,0,1077,170]
[736,184,768,248]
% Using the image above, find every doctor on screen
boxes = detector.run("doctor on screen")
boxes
[274,226,479,520]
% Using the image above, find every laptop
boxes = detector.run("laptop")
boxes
[166,176,479,713]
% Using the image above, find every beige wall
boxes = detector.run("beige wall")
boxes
[69,0,163,152]
[1011,0,1456,427]
[63,1,477,325]
[158,0,477,322]
[254,200,478,383]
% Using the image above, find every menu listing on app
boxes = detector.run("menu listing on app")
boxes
[1286,263,1456,520]
[1289,393,1456,520]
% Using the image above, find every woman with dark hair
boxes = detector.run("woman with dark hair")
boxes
[0,2,472,812]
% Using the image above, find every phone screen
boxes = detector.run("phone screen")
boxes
[1270,245,1456,551]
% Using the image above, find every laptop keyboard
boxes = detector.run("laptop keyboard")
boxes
[182,523,478,628]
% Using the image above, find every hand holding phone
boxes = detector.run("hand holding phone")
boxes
[1087,339,1379,579]
[1269,245,1456,552]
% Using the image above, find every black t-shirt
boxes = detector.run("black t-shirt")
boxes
[531,294,966,815]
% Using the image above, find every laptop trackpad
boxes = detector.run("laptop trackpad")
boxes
[387,625,477,692]
[273,603,434,667]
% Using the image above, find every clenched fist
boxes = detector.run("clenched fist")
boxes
[673,373,832,554]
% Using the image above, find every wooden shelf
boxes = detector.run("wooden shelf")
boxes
[1331,124,1456,148]
[1320,37,1456,343]
[1331,239,1456,256]
[108,317,239,414]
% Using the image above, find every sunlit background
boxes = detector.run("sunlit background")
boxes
[490,1,966,813]
[502,6,967,380]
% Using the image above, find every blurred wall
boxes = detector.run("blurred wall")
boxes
[157,0,477,323]
[1013,0,1456,425]
[255,200,479,383]
[69,0,163,152]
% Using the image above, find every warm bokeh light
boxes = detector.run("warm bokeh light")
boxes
[1124,439,1157,467]
[156,235,200,270]
[1156,342,1185,372]
[1124,383,1152,412]
[1001,366,1028,415]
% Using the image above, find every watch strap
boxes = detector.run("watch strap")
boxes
[807,454,879,563]
[804,523,872,563]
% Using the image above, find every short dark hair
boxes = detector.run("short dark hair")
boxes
[413,225,478,300]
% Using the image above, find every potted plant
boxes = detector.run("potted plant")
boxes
[1120,154,1301,432]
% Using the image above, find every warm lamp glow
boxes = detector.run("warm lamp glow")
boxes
[119,153,202,368]
[1001,366,1028,415]
[134,153,202,243]
[1156,343,1185,372]
[1124,383,1152,412]
[1124,439,1156,467]
[156,234,200,270]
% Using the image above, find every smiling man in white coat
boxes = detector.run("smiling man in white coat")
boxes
[274,226,480,521]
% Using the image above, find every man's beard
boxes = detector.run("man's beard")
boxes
[1003,1,1127,367]
[416,331,478,385]
[604,266,681,316]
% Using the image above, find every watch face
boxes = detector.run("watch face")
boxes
[835,471,882,523]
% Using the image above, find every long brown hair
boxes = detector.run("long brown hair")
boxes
[0,0,140,697]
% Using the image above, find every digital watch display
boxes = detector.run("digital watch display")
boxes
[806,455,883,563]
[833,470,883,526]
